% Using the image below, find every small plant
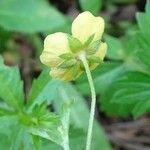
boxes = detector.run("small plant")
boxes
[0,0,150,150]
[40,11,107,150]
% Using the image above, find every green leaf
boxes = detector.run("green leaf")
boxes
[11,127,35,150]
[105,35,124,60]
[0,56,24,110]
[136,13,150,34]
[32,135,41,150]
[79,0,102,15]
[26,69,111,149]
[76,62,126,95]
[134,32,150,73]
[111,0,137,4]
[0,116,33,150]
[52,81,112,150]
[0,27,11,52]
[136,0,150,34]
[68,35,83,53]
[41,128,86,150]
[27,69,53,109]
[146,0,150,13]
[101,72,150,117]
[0,0,69,33]
[29,113,65,147]
[0,106,15,116]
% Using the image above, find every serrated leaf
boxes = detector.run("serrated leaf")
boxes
[52,81,112,150]
[0,117,33,150]
[0,56,24,110]
[11,127,34,150]
[0,0,69,33]
[76,62,126,95]
[136,1,150,34]
[27,69,53,109]
[101,72,150,117]
[29,115,65,147]
[134,32,150,73]
[27,69,111,149]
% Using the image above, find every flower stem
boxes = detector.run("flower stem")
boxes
[79,53,96,150]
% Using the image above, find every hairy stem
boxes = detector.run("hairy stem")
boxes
[79,53,96,150]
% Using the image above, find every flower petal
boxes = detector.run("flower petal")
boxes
[90,42,107,70]
[40,32,71,68]
[50,68,81,81]
[95,42,107,60]
[50,62,83,81]
[72,11,104,44]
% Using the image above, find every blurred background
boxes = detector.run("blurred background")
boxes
[0,0,150,150]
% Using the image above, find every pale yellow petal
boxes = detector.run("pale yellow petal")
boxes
[95,42,107,60]
[50,68,74,81]
[90,64,98,70]
[72,11,104,44]
[90,42,107,70]
[40,32,70,68]
[50,67,83,81]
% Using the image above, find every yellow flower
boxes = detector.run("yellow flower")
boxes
[40,11,107,81]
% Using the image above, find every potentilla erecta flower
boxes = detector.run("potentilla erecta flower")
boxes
[40,11,107,81]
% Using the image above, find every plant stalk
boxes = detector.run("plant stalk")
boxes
[79,53,96,150]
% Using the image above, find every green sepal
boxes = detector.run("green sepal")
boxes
[84,34,95,46]
[87,56,102,64]
[72,63,81,79]
[86,40,101,55]
[58,59,77,69]
[68,35,83,53]
[59,53,74,60]
[32,135,41,150]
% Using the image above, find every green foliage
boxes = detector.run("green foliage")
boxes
[79,0,102,15]
[105,35,124,60]
[0,0,69,33]
[0,56,111,149]
[110,0,137,4]
[98,1,150,117]
[136,0,150,34]
[0,57,67,149]
[52,81,112,150]
[101,72,150,117]
[0,56,24,110]
[76,62,126,95]
[1,0,150,149]
[27,69,52,108]
[76,1,150,117]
